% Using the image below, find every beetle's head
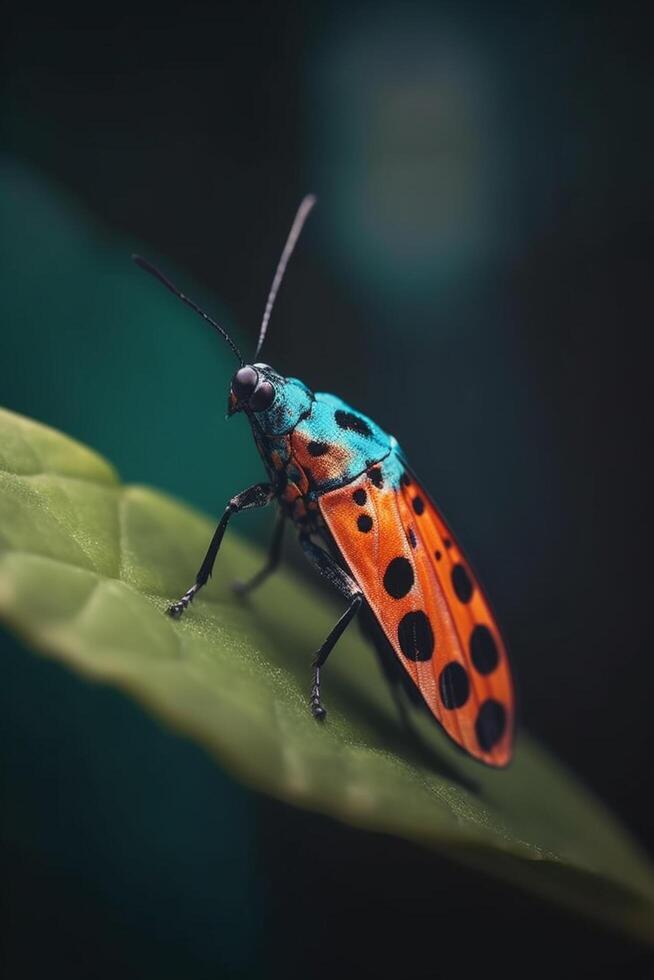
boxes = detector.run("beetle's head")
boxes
[228,363,312,435]
[228,363,276,416]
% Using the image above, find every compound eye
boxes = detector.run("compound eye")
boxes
[249,381,275,412]
[232,365,258,401]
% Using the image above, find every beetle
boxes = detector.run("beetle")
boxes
[134,196,514,766]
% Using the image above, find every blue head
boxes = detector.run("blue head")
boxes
[133,195,317,438]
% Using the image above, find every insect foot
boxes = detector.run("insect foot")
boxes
[167,593,193,618]
[311,699,327,722]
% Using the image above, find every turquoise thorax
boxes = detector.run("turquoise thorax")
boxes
[248,367,405,496]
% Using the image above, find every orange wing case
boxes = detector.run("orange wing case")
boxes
[319,469,514,766]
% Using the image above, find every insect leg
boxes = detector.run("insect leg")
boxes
[168,482,273,619]
[233,508,286,597]
[300,534,363,720]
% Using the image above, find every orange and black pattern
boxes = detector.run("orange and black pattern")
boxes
[320,464,514,766]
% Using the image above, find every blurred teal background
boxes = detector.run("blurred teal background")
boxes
[1,2,652,977]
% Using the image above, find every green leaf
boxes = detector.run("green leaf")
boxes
[1,405,653,942]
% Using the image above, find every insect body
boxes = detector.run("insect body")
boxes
[134,197,514,766]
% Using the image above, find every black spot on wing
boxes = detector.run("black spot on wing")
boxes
[334,409,372,438]
[470,625,499,675]
[352,488,367,505]
[383,556,414,599]
[412,496,425,515]
[357,514,373,533]
[407,527,417,549]
[439,662,470,709]
[397,611,434,661]
[367,466,383,488]
[400,471,412,487]
[307,440,329,457]
[475,699,506,751]
[452,564,474,603]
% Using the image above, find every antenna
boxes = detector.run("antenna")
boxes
[133,254,244,365]
[254,194,316,360]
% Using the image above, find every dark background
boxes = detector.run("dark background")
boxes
[1,1,652,977]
